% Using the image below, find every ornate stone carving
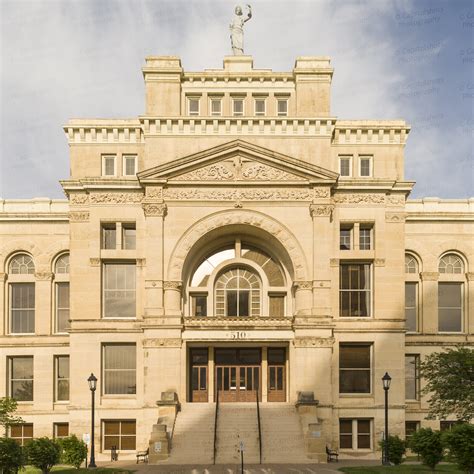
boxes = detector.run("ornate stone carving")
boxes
[386,194,405,205]
[293,281,312,290]
[313,187,331,198]
[183,316,292,329]
[136,258,146,267]
[35,271,53,281]
[467,272,474,281]
[143,338,182,348]
[293,337,335,348]
[309,204,333,218]
[178,163,235,181]
[90,192,143,204]
[385,212,406,222]
[69,211,89,222]
[163,188,312,201]
[0,272,6,282]
[374,258,386,267]
[168,210,307,281]
[89,258,100,266]
[421,272,439,281]
[163,281,182,290]
[142,203,167,217]
[70,193,89,205]
[241,162,301,181]
[333,193,385,204]
[330,258,339,267]
[145,187,163,199]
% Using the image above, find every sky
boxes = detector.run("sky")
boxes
[0,0,473,199]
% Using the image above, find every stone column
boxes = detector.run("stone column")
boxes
[421,272,439,334]
[467,273,474,334]
[0,273,5,336]
[35,271,53,335]
[293,281,313,315]
[261,347,268,402]
[163,281,182,316]
[208,347,214,403]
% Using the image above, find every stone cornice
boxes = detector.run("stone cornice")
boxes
[333,120,410,145]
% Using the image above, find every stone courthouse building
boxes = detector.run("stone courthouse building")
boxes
[0,53,472,463]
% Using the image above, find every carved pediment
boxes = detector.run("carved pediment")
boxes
[137,140,338,184]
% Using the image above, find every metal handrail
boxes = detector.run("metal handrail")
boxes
[256,389,262,464]
[213,389,219,465]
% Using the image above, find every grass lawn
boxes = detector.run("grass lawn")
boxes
[339,465,463,473]
[21,467,133,474]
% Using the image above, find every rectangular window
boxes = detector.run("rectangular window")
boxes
[210,98,222,116]
[340,264,371,317]
[438,283,462,332]
[340,419,371,449]
[188,98,200,116]
[405,282,418,332]
[56,282,70,333]
[103,344,136,395]
[360,156,372,177]
[440,421,461,431]
[102,155,116,176]
[339,156,351,177]
[103,420,136,451]
[255,99,266,116]
[10,423,33,446]
[340,226,352,250]
[122,224,136,250]
[103,263,136,318]
[277,99,288,116]
[339,344,371,394]
[55,355,70,401]
[269,295,285,317]
[123,155,137,176]
[405,354,420,400]
[359,226,372,250]
[233,98,244,116]
[9,356,33,401]
[102,224,117,250]
[53,423,69,439]
[10,283,35,333]
[191,295,207,317]
[405,421,419,443]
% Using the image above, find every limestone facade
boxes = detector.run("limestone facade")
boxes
[0,55,472,461]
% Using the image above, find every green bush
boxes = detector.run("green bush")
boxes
[0,437,25,474]
[24,437,61,474]
[409,427,444,471]
[442,423,474,473]
[58,434,88,469]
[379,435,406,465]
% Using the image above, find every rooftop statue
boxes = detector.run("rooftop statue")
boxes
[230,4,252,55]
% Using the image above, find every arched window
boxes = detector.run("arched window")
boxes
[405,254,418,274]
[8,253,35,334]
[438,254,464,274]
[54,253,70,333]
[188,240,288,318]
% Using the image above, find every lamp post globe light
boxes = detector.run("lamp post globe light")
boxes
[87,373,98,468]
[382,372,392,466]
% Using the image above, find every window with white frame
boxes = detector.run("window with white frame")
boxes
[340,225,352,250]
[359,225,372,250]
[55,355,69,401]
[55,254,69,333]
[339,263,371,317]
[255,98,266,116]
[277,98,288,116]
[53,423,69,439]
[188,97,200,116]
[103,344,136,395]
[210,98,222,116]
[123,155,137,176]
[438,283,462,332]
[122,224,136,250]
[232,98,244,116]
[9,356,33,401]
[339,156,352,177]
[405,354,420,400]
[102,155,116,176]
[9,253,35,334]
[103,263,136,318]
[439,254,464,274]
[359,155,372,177]
[339,344,371,394]
[103,420,136,451]
[340,419,372,449]
[405,254,419,274]
[405,282,418,332]
[102,224,117,249]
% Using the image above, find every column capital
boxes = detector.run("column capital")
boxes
[293,280,312,290]
[309,204,333,218]
[163,280,182,290]
[142,202,167,217]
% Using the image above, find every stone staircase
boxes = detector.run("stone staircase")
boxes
[260,403,310,463]
[166,403,215,464]
[215,403,260,464]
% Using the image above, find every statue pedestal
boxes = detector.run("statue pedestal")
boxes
[223,55,254,72]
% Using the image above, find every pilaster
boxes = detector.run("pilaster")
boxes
[420,272,439,334]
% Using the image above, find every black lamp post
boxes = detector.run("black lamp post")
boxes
[382,372,392,466]
[87,373,98,468]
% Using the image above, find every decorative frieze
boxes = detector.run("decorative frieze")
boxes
[309,204,333,218]
[386,194,406,206]
[333,193,385,205]
[313,187,331,198]
[90,192,143,204]
[70,194,89,205]
[293,337,335,348]
[143,338,182,348]
[385,212,406,223]
[35,272,53,281]
[163,188,312,201]
[421,272,439,281]
[183,316,292,329]
[293,281,312,290]
[163,281,182,290]
[145,187,163,200]
[89,258,100,266]
[142,203,167,217]
[69,211,89,222]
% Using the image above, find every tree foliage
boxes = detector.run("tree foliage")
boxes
[0,437,25,474]
[409,428,444,471]
[420,346,474,422]
[58,435,88,469]
[24,437,61,474]
[0,398,24,430]
[442,423,474,474]
[379,435,406,465]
